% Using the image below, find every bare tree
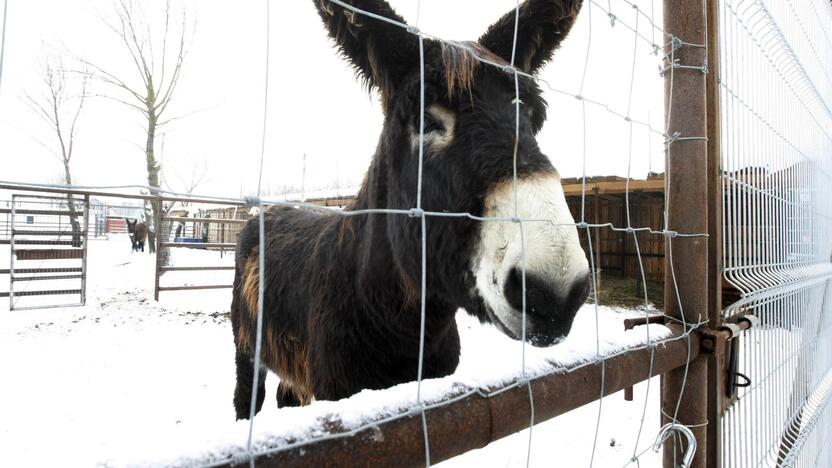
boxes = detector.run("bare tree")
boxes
[81,0,193,251]
[23,55,88,247]
[169,157,210,203]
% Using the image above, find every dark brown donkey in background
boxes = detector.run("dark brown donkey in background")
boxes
[232,0,590,419]
[125,218,148,253]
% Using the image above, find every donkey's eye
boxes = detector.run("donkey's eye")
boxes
[411,104,456,151]
[422,113,445,134]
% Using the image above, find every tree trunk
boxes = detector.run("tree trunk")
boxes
[63,161,82,248]
[146,110,160,254]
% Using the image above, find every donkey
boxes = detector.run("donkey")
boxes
[231,0,589,419]
[125,218,148,253]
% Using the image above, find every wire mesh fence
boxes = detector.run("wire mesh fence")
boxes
[202,0,709,466]
[0,0,831,466]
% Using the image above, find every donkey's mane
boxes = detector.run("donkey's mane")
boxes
[441,41,508,96]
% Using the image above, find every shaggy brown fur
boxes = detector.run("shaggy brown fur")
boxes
[237,254,314,405]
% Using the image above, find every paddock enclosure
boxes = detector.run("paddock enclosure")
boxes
[1,0,832,467]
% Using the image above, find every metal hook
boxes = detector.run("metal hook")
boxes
[652,423,697,468]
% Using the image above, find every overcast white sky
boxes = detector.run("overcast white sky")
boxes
[0,0,666,199]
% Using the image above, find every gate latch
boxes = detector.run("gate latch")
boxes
[700,315,758,400]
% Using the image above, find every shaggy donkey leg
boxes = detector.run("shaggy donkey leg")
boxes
[233,350,267,420]
[276,382,301,408]
[425,325,462,379]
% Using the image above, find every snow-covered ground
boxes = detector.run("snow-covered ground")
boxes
[0,238,669,467]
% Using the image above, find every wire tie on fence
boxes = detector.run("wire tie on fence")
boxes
[230,451,252,466]
[608,13,616,27]
[670,36,682,51]
[660,409,709,428]
[369,424,385,442]
[511,216,521,224]
[243,196,262,209]
[406,25,420,35]
[574,94,584,101]
[410,402,428,418]
[664,131,681,145]
[652,43,660,56]
[408,208,425,218]
[663,230,678,239]
[624,116,631,122]
[511,97,524,105]
[624,226,635,233]
[675,136,708,142]
[576,221,588,229]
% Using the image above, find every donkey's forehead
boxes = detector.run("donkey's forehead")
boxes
[411,40,542,101]
[436,41,508,95]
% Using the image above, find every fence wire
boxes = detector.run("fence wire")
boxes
[0,0,716,466]
[234,0,707,467]
[719,0,832,466]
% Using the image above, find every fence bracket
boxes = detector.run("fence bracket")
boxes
[623,314,667,401]
[700,315,757,410]
[699,314,756,357]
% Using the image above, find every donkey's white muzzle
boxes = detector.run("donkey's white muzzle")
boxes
[472,172,591,346]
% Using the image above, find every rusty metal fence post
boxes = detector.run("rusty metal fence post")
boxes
[81,194,90,306]
[154,195,163,301]
[662,1,710,467]
[704,0,723,466]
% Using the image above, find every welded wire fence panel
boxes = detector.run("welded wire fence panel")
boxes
[719,0,832,466]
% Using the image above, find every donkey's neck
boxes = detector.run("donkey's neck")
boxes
[337,147,426,311]
[347,147,389,212]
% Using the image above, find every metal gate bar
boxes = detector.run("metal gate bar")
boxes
[153,196,247,300]
[222,325,699,468]
[4,193,89,310]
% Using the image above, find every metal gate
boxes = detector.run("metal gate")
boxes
[0,193,89,310]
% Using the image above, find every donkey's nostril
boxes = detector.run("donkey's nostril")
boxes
[503,268,591,321]
[503,267,559,320]
[558,272,592,314]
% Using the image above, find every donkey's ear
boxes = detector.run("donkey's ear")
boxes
[478,0,582,74]
[314,0,419,104]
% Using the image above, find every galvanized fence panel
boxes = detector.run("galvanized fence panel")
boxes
[0,193,89,310]
[153,196,247,299]
[718,0,832,466]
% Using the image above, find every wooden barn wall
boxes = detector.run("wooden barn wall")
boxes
[202,207,249,245]
[566,192,666,282]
